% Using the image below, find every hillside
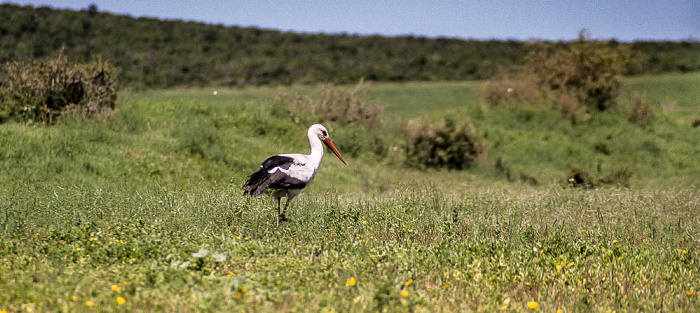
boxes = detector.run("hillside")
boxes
[2,3,699,89]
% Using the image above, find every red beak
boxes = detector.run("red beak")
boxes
[323,138,347,165]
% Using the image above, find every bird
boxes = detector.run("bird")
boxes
[243,124,347,222]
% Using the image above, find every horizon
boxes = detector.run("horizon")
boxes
[4,0,698,42]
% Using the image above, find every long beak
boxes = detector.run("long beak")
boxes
[323,138,347,165]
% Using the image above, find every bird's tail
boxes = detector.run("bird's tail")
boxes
[242,170,271,197]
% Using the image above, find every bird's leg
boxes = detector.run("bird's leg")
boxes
[278,198,291,222]
[276,197,285,221]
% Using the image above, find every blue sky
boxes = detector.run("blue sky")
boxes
[6,0,699,41]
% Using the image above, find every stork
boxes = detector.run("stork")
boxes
[243,124,347,222]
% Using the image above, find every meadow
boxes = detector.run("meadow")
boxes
[1,73,699,312]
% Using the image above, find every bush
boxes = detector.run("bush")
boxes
[482,30,643,123]
[0,53,118,124]
[275,79,383,128]
[526,30,638,112]
[481,70,543,107]
[622,92,656,124]
[567,164,632,188]
[403,117,486,170]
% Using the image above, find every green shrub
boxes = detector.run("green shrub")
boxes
[276,79,383,128]
[0,53,118,124]
[403,117,486,170]
[482,30,643,123]
[526,31,638,112]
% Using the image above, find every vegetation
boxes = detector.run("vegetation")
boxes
[525,31,638,111]
[403,117,486,170]
[482,31,664,126]
[0,53,117,123]
[2,4,699,89]
[1,73,699,311]
[276,79,384,128]
[1,3,699,312]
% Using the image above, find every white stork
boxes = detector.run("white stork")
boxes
[243,124,347,222]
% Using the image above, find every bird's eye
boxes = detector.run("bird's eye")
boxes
[322,130,328,137]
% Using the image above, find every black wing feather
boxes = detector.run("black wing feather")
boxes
[242,155,306,196]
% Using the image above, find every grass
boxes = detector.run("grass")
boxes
[1,73,699,312]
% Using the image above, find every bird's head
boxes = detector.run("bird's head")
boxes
[310,124,347,165]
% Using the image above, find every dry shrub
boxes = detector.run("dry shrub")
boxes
[622,92,656,124]
[276,79,383,128]
[0,53,118,124]
[481,70,543,107]
[403,118,486,170]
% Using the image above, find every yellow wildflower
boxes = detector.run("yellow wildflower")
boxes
[235,292,243,299]
[687,290,694,296]
[443,282,450,289]
[527,301,538,310]
[76,247,82,252]
[405,279,413,286]
[70,295,78,302]
[85,300,95,307]
[124,281,132,286]
[346,277,357,287]
[116,297,126,305]
[681,250,687,254]
[557,310,563,313]
[400,290,409,297]
[111,284,120,292]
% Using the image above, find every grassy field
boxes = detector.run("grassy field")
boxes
[1,73,699,312]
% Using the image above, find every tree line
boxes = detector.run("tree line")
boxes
[1,3,698,89]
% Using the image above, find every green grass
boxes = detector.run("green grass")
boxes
[1,73,699,312]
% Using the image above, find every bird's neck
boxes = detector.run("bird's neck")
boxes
[308,135,324,166]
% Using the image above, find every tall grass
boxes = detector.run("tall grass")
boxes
[1,183,698,311]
